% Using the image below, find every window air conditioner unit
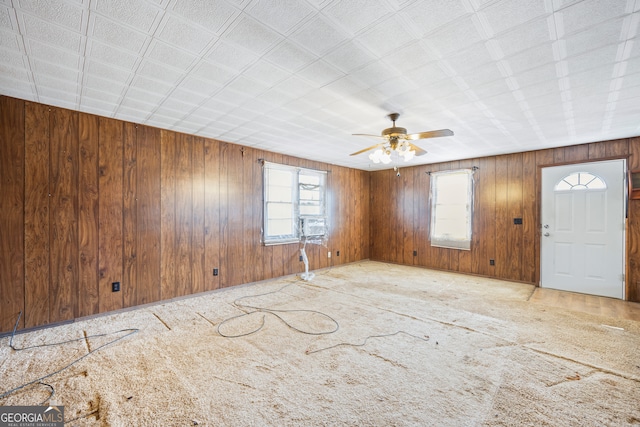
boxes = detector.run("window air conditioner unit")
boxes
[300,217,326,237]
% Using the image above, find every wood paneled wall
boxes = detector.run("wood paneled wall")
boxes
[370,138,640,302]
[0,96,370,334]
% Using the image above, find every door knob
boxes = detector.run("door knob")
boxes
[543,232,550,237]
[543,224,549,228]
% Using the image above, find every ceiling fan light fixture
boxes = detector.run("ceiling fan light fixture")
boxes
[351,113,452,164]
[402,149,416,161]
[380,151,392,164]
[369,149,383,163]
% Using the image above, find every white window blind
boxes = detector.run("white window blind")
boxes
[430,169,474,250]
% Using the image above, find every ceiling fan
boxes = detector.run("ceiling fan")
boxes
[350,113,453,164]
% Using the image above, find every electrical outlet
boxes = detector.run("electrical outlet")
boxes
[413,250,417,256]
[213,268,219,276]
[112,282,120,292]
[336,251,340,257]
[489,259,495,266]
[299,255,303,262]
[328,251,331,258]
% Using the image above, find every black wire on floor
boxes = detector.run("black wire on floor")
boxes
[305,331,431,355]
[217,283,340,338]
[0,311,139,407]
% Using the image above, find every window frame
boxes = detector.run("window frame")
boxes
[429,169,474,250]
[263,161,327,245]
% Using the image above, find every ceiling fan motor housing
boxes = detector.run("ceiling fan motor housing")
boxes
[382,127,407,137]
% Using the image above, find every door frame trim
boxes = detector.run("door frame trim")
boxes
[537,156,628,299]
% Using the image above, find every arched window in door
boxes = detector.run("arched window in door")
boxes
[554,172,606,191]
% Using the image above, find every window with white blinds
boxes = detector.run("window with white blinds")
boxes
[430,169,474,250]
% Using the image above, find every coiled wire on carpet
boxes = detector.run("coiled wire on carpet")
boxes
[0,311,138,406]
[305,331,431,355]
[217,282,340,338]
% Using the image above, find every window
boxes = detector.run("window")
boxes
[263,162,327,245]
[430,169,474,250]
[554,172,606,191]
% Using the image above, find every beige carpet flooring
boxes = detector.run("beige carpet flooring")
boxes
[1,261,639,426]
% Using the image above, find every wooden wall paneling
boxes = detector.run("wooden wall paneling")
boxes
[563,144,589,163]
[605,138,629,157]
[50,108,79,322]
[553,147,565,163]
[329,165,342,266]
[349,167,358,263]
[337,167,355,264]
[123,122,137,308]
[380,170,393,262]
[412,167,425,267]
[494,155,509,279]
[24,102,50,327]
[160,130,177,300]
[350,167,358,263]
[476,156,496,277]
[522,151,537,283]
[355,169,366,261]
[329,165,341,266]
[402,167,415,265]
[345,167,355,263]
[359,170,367,260]
[219,142,231,285]
[192,136,206,294]
[627,137,640,301]
[98,117,123,313]
[204,138,220,291]
[175,133,193,297]
[535,149,555,167]
[506,154,524,281]
[344,167,355,264]
[375,170,389,262]
[136,125,161,304]
[392,170,404,264]
[77,112,99,317]
[242,147,257,283]
[392,169,402,264]
[0,97,25,331]
[369,172,382,261]
[360,169,371,260]
[226,144,244,286]
[383,169,393,263]
[588,142,607,159]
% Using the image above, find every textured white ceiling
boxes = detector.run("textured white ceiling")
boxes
[1,0,639,170]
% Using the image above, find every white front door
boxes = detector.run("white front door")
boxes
[540,159,625,299]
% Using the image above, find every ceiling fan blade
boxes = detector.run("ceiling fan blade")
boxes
[350,143,384,156]
[352,133,385,139]
[406,129,454,140]
[408,143,427,156]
